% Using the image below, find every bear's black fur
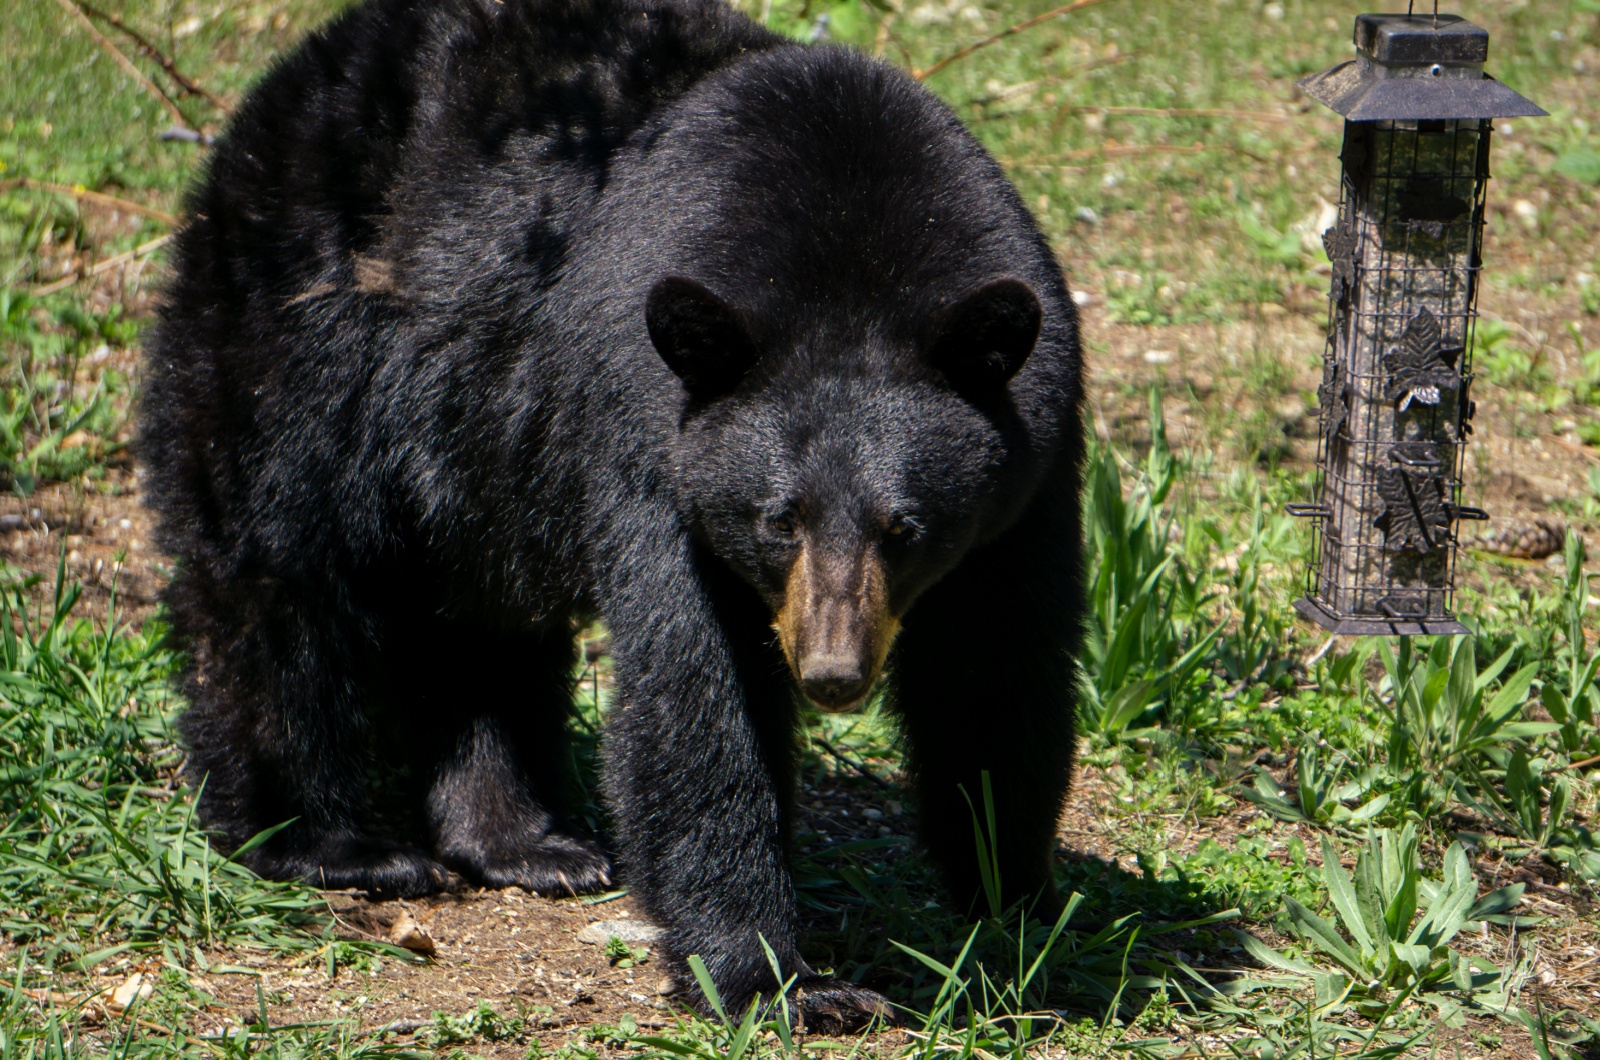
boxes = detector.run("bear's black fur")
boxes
[142,0,1085,1027]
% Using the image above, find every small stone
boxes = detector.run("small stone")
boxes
[1074,206,1100,225]
[1143,350,1173,365]
[1070,289,1092,307]
[862,808,883,820]
[655,976,679,996]
[577,919,663,946]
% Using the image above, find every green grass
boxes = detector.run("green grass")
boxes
[5,0,1600,1056]
[0,287,133,494]
[0,567,328,968]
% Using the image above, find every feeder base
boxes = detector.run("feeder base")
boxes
[1293,595,1468,637]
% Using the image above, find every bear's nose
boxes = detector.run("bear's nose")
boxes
[800,656,871,711]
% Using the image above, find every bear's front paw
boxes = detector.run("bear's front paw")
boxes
[792,979,895,1035]
[452,832,612,896]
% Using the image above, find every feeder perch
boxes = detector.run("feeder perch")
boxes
[1289,9,1544,636]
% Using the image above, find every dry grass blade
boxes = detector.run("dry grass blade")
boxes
[0,177,180,226]
[1055,104,1289,122]
[1006,142,1217,171]
[913,0,1117,81]
[30,234,173,297]
[49,0,190,129]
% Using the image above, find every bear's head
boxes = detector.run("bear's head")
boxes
[610,46,1080,712]
[648,273,1052,710]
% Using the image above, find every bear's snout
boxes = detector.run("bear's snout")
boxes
[799,655,870,711]
[774,544,899,712]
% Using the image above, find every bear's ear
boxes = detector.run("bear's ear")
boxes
[646,276,759,397]
[925,278,1042,390]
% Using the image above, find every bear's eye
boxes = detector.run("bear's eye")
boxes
[767,510,798,537]
[885,513,923,542]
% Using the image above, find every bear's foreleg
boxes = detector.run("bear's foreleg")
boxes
[600,536,892,1032]
[890,495,1082,923]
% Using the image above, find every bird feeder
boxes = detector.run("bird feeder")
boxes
[1287,8,1544,635]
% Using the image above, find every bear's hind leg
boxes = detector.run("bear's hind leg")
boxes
[172,572,448,897]
[419,624,611,895]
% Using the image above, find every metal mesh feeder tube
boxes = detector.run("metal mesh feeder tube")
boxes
[1289,12,1544,636]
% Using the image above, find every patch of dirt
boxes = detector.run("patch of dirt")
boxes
[195,890,680,1053]
[0,470,166,624]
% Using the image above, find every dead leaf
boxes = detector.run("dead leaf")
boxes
[388,910,436,956]
[106,973,154,1014]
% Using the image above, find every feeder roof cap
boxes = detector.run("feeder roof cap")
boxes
[1355,13,1487,64]
[1298,12,1547,121]
[1296,64,1548,120]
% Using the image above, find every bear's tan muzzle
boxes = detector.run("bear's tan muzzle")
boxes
[774,544,899,711]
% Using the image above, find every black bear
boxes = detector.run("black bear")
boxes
[141,0,1085,1028]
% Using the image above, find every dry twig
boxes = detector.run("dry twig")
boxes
[812,735,896,792]
[1551,753,1600,775]
[1056,104,1289,122]
[1304,635,1338,668]
[0,177,179,226]
[50,0,190,129]
[1007,142,1211,170]
[18,989,174,1036]
[31,234,173,298]
[75,0,226,111]
[1008,140,1269,170]
[1552,435,1600,466]
[913,0,1116,81]
[871,0,898,58]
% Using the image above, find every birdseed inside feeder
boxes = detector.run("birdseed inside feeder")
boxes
[1288,7,1544,636]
